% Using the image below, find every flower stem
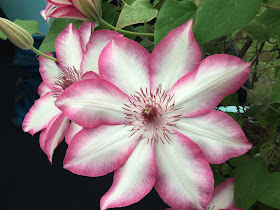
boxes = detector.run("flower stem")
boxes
[30,46,58,62]
[98,18,154,37]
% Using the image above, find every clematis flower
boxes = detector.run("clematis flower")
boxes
[41,0,102,23]
[167,178,244,210]
[22,21,121,162]
[56,20,252,209]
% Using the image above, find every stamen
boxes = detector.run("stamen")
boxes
[123,85,182,144]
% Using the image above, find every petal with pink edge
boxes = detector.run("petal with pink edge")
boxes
[150,19,201,91]
[176,110,252,164]
[99,36,150,95]
[170,54,250,117]
[38,53,62,90]
[81,71,99,80]
[64,125,139,177]
[55,23,84,71]
[47,0,72,6]
[56,79,129,127]
[65,122,82,144]
[100,139,156,210]
[43,113,70,163]
[49,6,88,21]
[78,22,95,51]
[81,30,122,75]
[38,82,51,97]
[154,130,214,209]
[22,92,62,135]
[207,178,240,210]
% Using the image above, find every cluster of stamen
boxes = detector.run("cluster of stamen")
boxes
[52,67,82,97]
[123,85,182,144]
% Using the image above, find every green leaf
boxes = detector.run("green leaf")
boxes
[0,30,7,40]
[39,19,83,53]
[241,22,269,42]
[228,154,250,167]
[257,9,280,38]
[221,92,239,106]
[193,0,262,44]
[259,172,280,208]
[234,157,269,209]
[263,0,280,9]
[154,0,197,46]
[13,19,40,35]
[269,80,280,104]
[102,2,120,26]
[116,0,158,29]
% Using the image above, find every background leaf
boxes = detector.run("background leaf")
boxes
[241,22,269,42]
[154,0,197,46]
[234,157,269,209]
[13,19,40,35]
[257,8,280,38]
[193,0,262,44]
[39,19,82,53]
[263,0,280,9]
[116,0,158,29]
[259,172,280,208]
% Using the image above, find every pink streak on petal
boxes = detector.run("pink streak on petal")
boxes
[49,6,88,21]
[154,130,214,209]
[81,71,99,80]
[170,54,251,118]
[100,140,156,209]
[150,19,201,91]
[81,30,122,75]
[177,111,252,164]
[63,125,138,177]
[99,36,150,95]
[65,122,82,144]
[56,79,129,127]
[78,22,95,52]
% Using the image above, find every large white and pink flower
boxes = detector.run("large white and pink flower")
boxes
[41,0,102,23]
[167,178,244,210]
[56,20,252,209]
[22,21,121,162]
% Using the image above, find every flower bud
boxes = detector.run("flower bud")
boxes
[72,0,102,22]
[0,18,34,50]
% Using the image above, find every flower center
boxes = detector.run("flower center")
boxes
[52,66,81,97]
[123,85,182,144]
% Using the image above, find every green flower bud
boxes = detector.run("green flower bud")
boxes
[73,0,102,22]
[0,18,34,50]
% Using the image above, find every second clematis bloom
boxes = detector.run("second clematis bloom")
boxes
[56,20,252,209]
[41,0,102,23]
[22,21,121,162]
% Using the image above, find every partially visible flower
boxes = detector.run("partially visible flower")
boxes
[56,20,252,209]
[22,21,121,162]
[41,0,102,23]
[167,178,244,210]
[0,17,34,50]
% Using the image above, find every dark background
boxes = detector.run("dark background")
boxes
[0,11,167,210]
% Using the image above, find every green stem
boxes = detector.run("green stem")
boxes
[98,18,154,37]
[31,46,58,62]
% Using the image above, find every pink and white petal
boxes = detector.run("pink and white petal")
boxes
[39,114,60,155]
[38,82,51,97]
[43,113,70,163]
[81,30,122,75]
[55,23,84,71]
[78,22,95,51]
[176,110,252,164]
[41,3,54,24]
[170,54,250,117]
[65,122,82,144]
[207,178,237,210]
[100,139,156,210]
[81,71,99,80]
[22,92,62,135]
[56,79,129,127]
[99,36,150,95]
[47,0,72,6]
[38,53,63,90]
[49,6,89,21]
[154,130,214,209]
[150,19,201,91]
[64,124,139,177]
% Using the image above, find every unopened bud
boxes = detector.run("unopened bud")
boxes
[73,0,102,22]
[0,18,34,50]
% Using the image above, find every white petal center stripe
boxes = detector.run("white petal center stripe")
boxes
[122,85,182,144]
